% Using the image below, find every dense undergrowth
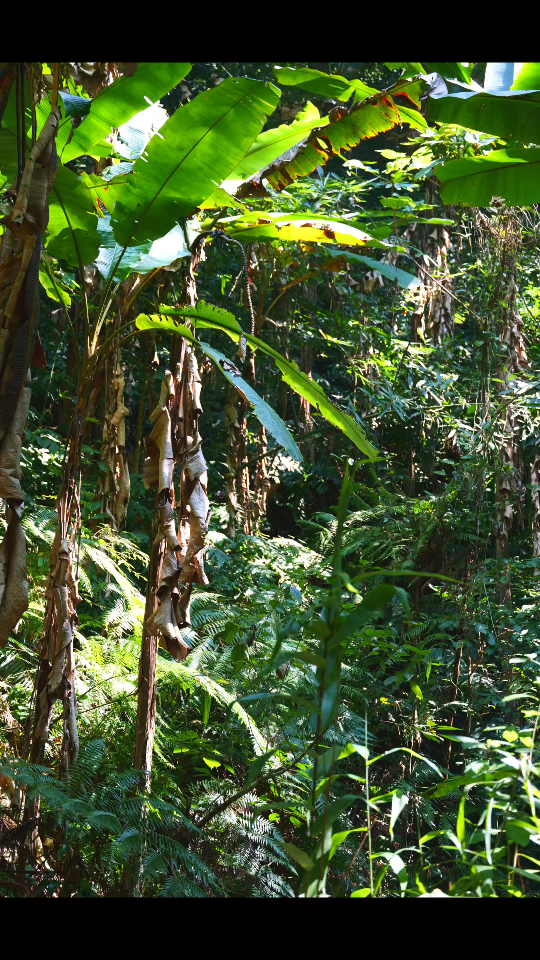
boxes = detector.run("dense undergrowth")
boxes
[2,60,540,897]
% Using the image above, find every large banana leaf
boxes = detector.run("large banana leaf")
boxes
[275,66,378,103]
[427,88,540,143]
[224,102,328,183]
[61,62,191,163]
[111,77,280,249]
[136,303,378,460]
[95,215,190,281]
[194,342,302,462]
[214,211,391,248]
[339,251,421,289]
[258,81,425,192]
[45,165,100,266]
[435,148,540,206]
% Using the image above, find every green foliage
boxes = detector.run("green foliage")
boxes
[111,77,280,247]
[61,63,192,163]
[4,58,540,900]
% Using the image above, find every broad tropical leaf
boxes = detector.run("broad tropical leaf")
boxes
[215,211,391,248]
[200,342,303,462]
[339,251,421,289]
[435,148,540,206]
[257,81,425,192]
[111,77,281,248]
[224,102,328,183]
[45,164,100,266]
[428,89,540,143]
[95,215,190,281]
[275,66,378,103]
[135,304,378,459]
[61,62,191,163]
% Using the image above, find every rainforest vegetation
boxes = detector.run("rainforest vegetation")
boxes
[1,60,540,898]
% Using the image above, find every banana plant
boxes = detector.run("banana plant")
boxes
[427,63,540,206]
[11,67,284,778]
[0,61,424,785]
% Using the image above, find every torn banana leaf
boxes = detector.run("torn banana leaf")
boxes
[61,62,192,163]
[214,211,391,248]
[199,342,302,462]
[246,79,425,193]
[136,304,378,460]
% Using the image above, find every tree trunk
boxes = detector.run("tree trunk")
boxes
[0,77,60,650]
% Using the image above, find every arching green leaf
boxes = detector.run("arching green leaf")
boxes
[435,148,540,206]
[111,77,280,248]
[200,342,303,462]
[45,164,100,266]
[428,90,540,143]
[136,305,378,459]
[275,65,377,103]
[61,62,192,163]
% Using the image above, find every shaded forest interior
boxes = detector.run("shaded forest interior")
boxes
[1,60,540,898]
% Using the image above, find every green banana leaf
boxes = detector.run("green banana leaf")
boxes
[435,148,540,206]
[428,89,540,143]
[61,62,191,163]
[111,77,280,249]
[215,211,391,248]
[513,63,540,90]
[224,102,328,183]
[136,303,378,460]
[274,66,378,103]
[338,251,421,289]
[95,215,189,281]
[45,164,100,266]
[196,342,302,462]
